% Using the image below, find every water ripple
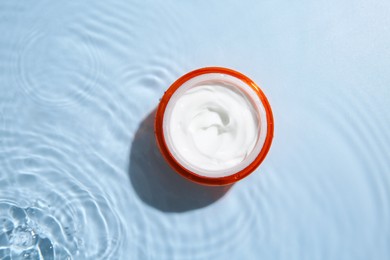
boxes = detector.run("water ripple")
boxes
[16,30,100,108]
[0,119,126,259]
[324,90,390,223]
[0,165,124,260]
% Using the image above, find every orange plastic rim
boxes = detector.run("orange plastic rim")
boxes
[155,67,274,186]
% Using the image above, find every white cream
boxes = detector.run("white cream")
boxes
[163,74,267,177]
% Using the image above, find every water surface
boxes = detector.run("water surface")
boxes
[0,0,389,259]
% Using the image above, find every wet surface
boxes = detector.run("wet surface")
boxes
[0,0,389,259]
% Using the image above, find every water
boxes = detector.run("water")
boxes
[0,0,389,259]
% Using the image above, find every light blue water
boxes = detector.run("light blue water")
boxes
[0,0,389,259]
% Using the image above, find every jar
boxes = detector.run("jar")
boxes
[155,67,274,186]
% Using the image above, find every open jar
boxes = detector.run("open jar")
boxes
[155,67,273,186]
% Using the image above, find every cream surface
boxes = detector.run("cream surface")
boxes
[167,82,259,173]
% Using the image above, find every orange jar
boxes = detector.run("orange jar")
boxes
[155,67,273,186]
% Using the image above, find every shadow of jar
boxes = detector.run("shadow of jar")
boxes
[128,109,232,213]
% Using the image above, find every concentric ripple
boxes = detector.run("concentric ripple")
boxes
[0,112,127,259]
[16,30,99,107]
[0,171,122,259]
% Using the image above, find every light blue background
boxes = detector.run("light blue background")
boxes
[0,0,389,259]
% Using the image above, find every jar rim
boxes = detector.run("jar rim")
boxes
[155,67,274,186]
